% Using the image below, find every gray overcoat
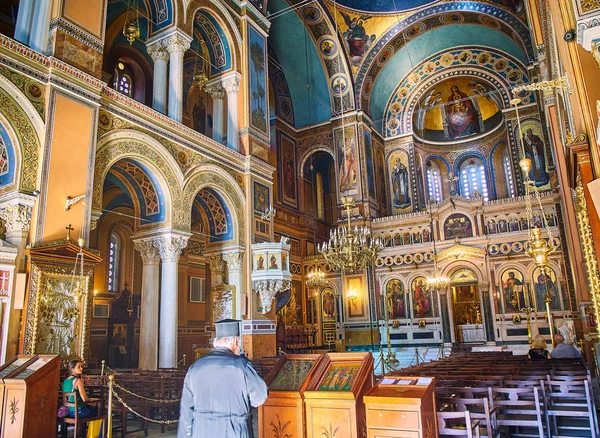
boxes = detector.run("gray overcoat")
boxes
[177,347,268,438]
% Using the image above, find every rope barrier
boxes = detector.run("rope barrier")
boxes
[111,381,181,404]
[110,388,180,425]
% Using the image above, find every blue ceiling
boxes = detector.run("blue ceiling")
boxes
[329,0,439,13]
[268,0,331,127]
[369,24,529,132]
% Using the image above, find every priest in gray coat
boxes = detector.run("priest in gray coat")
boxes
[177,319,268,438]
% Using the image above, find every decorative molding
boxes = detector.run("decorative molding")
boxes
[133,239,161,265]
[49,17,104,53]
[153,233,190,262]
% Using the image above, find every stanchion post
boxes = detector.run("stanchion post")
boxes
[183,354,186,367]
[415,347,420,366]
[101,360,105,376]
[107,375,114,438]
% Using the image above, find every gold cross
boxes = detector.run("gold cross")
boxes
[65,224,74,241]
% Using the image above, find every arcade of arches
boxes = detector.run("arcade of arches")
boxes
[0,0,597,375]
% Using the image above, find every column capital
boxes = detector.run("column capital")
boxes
[222,75,241,94]
[0,204,32,238]
[223,251,244,271]
[133,239,161,265]
[146,41,170,62]
[205,254,226,274]
[205,83,225,100]
[154,233,190,262]
[165,30,191,54]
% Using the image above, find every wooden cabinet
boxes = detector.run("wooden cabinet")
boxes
[259,353,325,438]
[363,376,437,438]
[0,354,61,438]
[304,352,374,438]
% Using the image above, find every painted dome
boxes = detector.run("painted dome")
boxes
[325,0,438,13]
[412,77,503,142]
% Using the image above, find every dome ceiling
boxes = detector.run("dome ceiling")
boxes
[412,77,503,142]
[325,0,439,13]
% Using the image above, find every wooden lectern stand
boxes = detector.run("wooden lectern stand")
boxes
[303,352,374,438]
[259,353,325,438]
[0,354,61,438]
[363,376,437,438]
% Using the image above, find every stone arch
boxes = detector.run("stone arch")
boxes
[182,164,246,245]
[0,74,44,196]
[182,0,242,72]
[299,147,335,178]
[442,261,485,284]
[93,130,184,229]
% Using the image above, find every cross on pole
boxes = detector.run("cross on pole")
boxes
[65,224,74,241]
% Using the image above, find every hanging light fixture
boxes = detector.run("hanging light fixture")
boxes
[123,0,140,45]
[305,266,327,290]
[193,39,208,90]
[318,196,384,272]
[426,202,449,291]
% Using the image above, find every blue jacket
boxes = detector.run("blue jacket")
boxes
[551,343,581,359]
[177,347,268,438]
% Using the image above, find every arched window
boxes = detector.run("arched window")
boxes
[108,233,120,292]
[503,154,516,198]
[114,62,134,97]
[316,172,324,220]
[426,161,442,203]
[460,158,489,201]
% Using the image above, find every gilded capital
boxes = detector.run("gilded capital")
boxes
[134,239,161,265]
[205,83,225,100]
[222,76,241,95]
[165,33,191,54]
[0,204,32,238]
[154,234,189,262]
[223,252,244,271]
[206,254,225,275]
[146,41,170,62]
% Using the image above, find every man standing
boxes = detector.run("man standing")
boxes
[178,319,268,437]
[551,333,582,359]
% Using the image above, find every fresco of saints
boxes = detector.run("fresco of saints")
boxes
[339,136,358,191]
[413,278,431,317]
[283,150,296,199]
[391,158,411,209]
[340,12,376,65]
[445,85,481,139]
[522,128,550,186]
[503,270,524,312]
[323,290,335,318]
[534,268,559,312]
[386,280,406,319]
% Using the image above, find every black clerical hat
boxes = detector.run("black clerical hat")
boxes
[215,319,241,337]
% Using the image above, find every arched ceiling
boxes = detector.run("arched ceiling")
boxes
[268,0,332,127]
[193,188,234,242]
[324,0,439,13]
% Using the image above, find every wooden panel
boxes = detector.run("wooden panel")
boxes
[368,430,420,438]
[306,404,356,438]
[260,403,303,438]
[367,408,419,430]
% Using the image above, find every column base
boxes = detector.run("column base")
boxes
[242,320,276,360]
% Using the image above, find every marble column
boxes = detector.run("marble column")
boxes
[165,32,191,123]
[146,41,169,114]
[154,233,189,368]
[0,203,32,362]
[439,290,452,343]
[222,75,241,151]
[14,0,35,45]
[133,239,161,370]
[480,283,496,344]
[29,0,52,54]
[223,251,244,319]
[205,83,225,144]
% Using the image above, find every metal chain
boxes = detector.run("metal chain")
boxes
[111,388,179,424]
[112,381,181,404]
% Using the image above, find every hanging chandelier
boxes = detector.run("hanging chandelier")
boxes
[305,266,327,290]
[425,202,450,291]
[192,39,208,90]
[318,196,383,272]
[123,0,140,45]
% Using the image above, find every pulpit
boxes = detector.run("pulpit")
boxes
[0,354,61,438]
[0,355,35,427]
[363,376,437,438]
[303,352,374,438]
[259,353,325,438]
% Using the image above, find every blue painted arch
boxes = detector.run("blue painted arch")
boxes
[193,188,234,242]
[193,10,233,75]
[0,122,17,188]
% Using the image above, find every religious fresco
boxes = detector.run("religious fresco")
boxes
[533,267,560,312]
[376,149,387,210]
[520,121,550,188]
[363,129,376,201]
[335,125,359,196]
[501,269,525,313]
[444,214,473,240]
[0,122,16,188]
[339,12,376,66]
[280,133,298,208]
[389,151,411,213]
[386,279,406,319]
[269,359,315,391]
[346,275,365,318]
[322,289,336,320]
[248,25,268,133]
[282,281,303,325]
[412,277,432,318]
[253,181,269,214]
[318,363,361,391]
[413,77,502,142]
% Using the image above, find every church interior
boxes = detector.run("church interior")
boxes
[0,0,599,436]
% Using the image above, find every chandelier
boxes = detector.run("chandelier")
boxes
[305,266,327,290]
[122,0,140,45]
[318,196,383,272]
[425,202,450,291]
[192,39,209,90]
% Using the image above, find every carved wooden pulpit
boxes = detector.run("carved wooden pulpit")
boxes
[21,240,102,365]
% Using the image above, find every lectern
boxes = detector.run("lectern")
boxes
[303,352,374,438]
[363,376,437,438]
[0,354,61,438]
[259,353,325,438]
